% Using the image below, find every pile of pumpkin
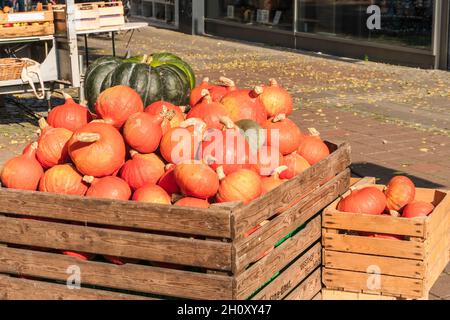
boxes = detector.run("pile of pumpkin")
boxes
[0,77,331,208]
[337,176,435,240]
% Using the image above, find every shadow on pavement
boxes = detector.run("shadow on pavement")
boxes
[351,162,444,188]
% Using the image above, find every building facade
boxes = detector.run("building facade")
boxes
[133,1,450,70]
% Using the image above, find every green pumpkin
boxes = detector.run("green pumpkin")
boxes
[84,56,122,110]
[102,62,190,106]
[84,53,193,110]
[128,52,196,89]
[235,119,266,151]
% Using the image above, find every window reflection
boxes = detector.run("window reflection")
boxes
[297,0,434,50]
[205,0,294,31]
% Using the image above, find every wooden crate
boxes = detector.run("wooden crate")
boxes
[53,3,100,32]
[98,2,125,27]
[0,10,54,39]
[322,177,450,300]
[0,142,350,300]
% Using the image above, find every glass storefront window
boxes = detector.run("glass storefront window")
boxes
[205,0,294,31]
[297,0,434,50]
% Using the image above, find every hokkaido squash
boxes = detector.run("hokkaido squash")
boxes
[47,92,92,132]
[84,176,131,200]
[174,160,219,199]
[39,164,88,196]
[120,151,165,191]
[216,167,262,204]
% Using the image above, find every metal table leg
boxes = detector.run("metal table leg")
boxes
[84,34,89,69]
[111,32,116,56]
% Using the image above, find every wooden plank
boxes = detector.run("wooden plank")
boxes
[0,24,54,38]
[233,142,351,237]
[283,268,321,300]
[0,275,150,300]
[322,289,397,300]
[0,188,231,238]
[234,169,349,273]
[0,246,232,300]
[251,243,321,300]
[234,216,321,299]
[322,233,425,260]
[322,268,424,299]
[323,207,425,238]
[323,250,425,279]
[0,216,231,271]
[311,292,322,300]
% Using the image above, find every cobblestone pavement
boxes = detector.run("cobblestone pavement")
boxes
[0,25,449,299]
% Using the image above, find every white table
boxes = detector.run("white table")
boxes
[77,22,148,68]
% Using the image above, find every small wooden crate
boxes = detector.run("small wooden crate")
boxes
[0,143,350,300]
[53,3,100,32]
[0,10,54,39]
[98,2,125,27]
[322,177,450,300]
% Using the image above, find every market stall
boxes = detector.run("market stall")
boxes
[0,1,147,103]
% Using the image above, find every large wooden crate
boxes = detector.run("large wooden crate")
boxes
[322,177,450,300]
[0,142,350,300]
[0,10,54,39]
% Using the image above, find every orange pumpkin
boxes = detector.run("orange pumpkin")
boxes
[95,85,144,128]
[384,176,416,211]
[297,128,330,165]
[47,92,92,132]
[68,122,126,177]
[216,167,262,204]
[279,152,310,179]
[263,114,302,155]
[174,160,219,199]
[39,164,88,196]
[1,142,43,191]
[144,100,184,134]
[120,151,165,191]
[402,201,434,218]
[261,166,288,194]
[132,184,171,204]
[157,163,180,195]
[174,197,210,208]
[36,118,73,169]
[84,176,131,200]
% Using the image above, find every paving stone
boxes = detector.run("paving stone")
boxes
[429,274,450,299]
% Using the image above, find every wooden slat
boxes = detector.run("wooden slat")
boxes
[251,243,321,300]
[322,268,424,299]
[0,188,231,238]
[283,268,321,300]
[323,208,426,238]
[322,232,425,260]
[233,142,351,237]
[323,250,425,279]
[0,216,231,271]
[234,216,321,299]
[0,275,150,300]
[234,169,350,273]
[311,292,322,300]
[322,289,397,300]
[0,246,232,300]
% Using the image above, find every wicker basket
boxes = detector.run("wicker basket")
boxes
[0,58,26,81]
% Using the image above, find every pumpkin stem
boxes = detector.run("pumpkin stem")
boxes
[252,86,264,96]
[269,78,278,86]
[389,210,401,217]
[129,150,139,158]
[90,119,107,124]
[200,88,212,103]
[30,141,39,150]
[160,105,176,121]
[38,117,49,130]
[219,116,235,129]
[219,76,236,88]
[179,105,188,113]
[171,193,184,203]
[204,155,217,165]
[272,165,288,177]
[165,163,175,171]
[80,100,88,108]
[76,132,101,143]
[308,128,321,136]
[141,54,149,63]
[272,114,286,123]
[61,91,72,100]
[82,175,95,184]
[180,118,207,136]
[216,166,226,180]
[202,77,209,83]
